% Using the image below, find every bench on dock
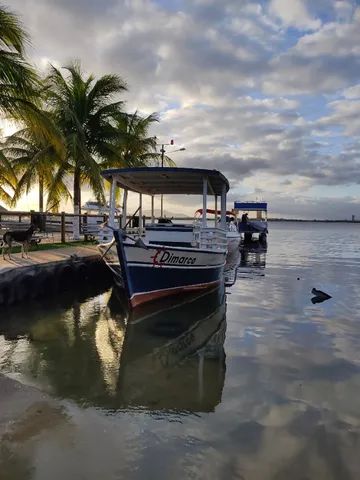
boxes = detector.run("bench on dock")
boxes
[82,223,101,241]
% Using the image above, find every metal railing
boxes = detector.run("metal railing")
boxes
[0,210,119,243]
[0,210,227,248]
[193,226,227,251]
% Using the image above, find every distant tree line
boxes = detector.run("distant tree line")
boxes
[0,5,173,216]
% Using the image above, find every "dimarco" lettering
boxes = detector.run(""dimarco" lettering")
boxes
[159,251,196,265]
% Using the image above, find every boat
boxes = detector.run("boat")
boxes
[233,201,268,243]
[99,167,229,308]
[82,200,121,241]
[82,200,120,215]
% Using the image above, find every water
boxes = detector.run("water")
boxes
[0,221,360,479]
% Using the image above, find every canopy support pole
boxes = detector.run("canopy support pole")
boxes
[202,177,207,228]
[151,196,155,224]
[139,193,143,231]
[160,193,164,218]
[121,189,128,229]
[214,195,218,225]
[109,178,117,228]
[220,184,226,229]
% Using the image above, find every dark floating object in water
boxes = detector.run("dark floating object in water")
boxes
[311,288,332,304]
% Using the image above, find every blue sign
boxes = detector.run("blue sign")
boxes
[234,202,267,211]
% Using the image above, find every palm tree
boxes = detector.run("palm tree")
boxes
[3,122,70,212]
[97,111,175,210]
[45,62,127,237]
[0,5,64,201]
[111,111,174,167]
[0,148,17,206]
[0,5,39,116]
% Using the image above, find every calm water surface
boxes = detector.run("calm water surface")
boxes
[1,222,360,479]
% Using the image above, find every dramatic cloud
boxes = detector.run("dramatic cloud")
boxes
[3,0,360,219]
[269,0,322,30]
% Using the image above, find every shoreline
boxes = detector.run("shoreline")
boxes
[268,218,359,223]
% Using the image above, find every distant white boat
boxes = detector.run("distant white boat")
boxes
[82,201,121,242]
[82,200,121,215]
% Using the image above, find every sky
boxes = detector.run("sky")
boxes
[5,0,360,219]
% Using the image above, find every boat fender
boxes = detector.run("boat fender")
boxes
[0,283,10,306]
[58,264,76,291]
[76,263,88,282]
[37,272,54,296]
[17,275,36,301]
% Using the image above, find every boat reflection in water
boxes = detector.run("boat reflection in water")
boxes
[237,242,267,279]
[0,285,226,413]
[224,241,267,286]
[240,243,267,268]
[99,286,227,412]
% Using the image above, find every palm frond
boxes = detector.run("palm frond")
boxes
[0,6,29,55]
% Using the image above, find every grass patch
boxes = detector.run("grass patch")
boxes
[1,240,97,255]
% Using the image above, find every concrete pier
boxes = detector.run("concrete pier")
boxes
[0,246,112,306]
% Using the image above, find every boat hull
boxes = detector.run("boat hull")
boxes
[104,231,226,308]
[238,220,268,234]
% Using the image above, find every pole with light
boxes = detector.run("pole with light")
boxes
[157,139,186,217]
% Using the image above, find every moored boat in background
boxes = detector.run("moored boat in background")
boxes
[234,201,268,243]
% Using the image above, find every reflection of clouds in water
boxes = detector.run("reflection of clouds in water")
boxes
[95,317,125,396]
[94,291,128,396]
[219,224,360,478]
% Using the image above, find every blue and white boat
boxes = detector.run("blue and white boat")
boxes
[99,167,229,308]
[234,201,268,243]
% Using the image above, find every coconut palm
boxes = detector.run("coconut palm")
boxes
[44,62,127,236]
[0,148,17,206]
[0,5,37,206]
[110,111,174,168]
[0,5,64,178]
[0,5,39,116]
[3,122,70,212]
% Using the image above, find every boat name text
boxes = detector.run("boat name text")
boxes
[152,249,196,266]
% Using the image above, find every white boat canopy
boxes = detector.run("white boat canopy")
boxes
[101,167,229,195]
[101,167,229,230]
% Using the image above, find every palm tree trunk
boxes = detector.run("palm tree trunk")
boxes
[73,167,81,240]
[39,175,44,212]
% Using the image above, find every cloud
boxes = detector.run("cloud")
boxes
[317,98,360,136]
[4,0,360,219]
[342,83,360,98]
[264,7,360,95]
[269,0,321,30]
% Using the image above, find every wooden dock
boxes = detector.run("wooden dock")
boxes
[0,245,112,306]
[0,245,98,275]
